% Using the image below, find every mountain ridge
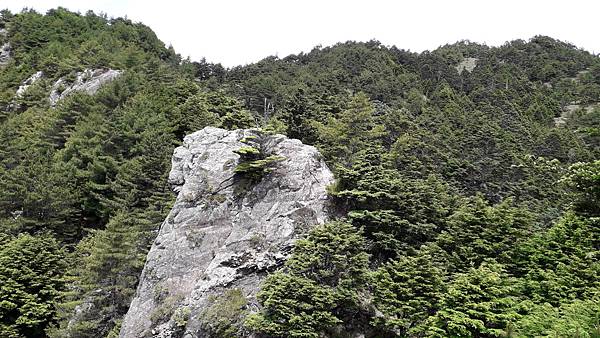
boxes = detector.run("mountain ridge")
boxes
[0,8,598,338]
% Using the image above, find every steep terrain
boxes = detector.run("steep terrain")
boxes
[0,8,598,338]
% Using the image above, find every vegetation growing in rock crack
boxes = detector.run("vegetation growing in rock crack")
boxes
[199,288,249,338]
[233,134,285,182]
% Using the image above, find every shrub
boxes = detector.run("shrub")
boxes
[199,288,248,338]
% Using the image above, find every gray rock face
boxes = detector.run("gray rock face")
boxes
[0,29,9,66]
[455,57,478,73]
[49,68,122,106]
[554,103,598,126]
[12,68,121,108]
[15,71,44,98]
[0,43,10,66]
[120,127,334,338]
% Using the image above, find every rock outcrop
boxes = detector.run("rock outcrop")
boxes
[12,68,121,107]
[455,57,478,74]
[0,43,10,66]
[49,68,122,106]
[0,29,9,66]
[120,127,334,338]
[554,103,599,126]
[15,71,44,97]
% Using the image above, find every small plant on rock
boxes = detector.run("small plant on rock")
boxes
[172,306,191,328]
[233,133,284,182]
[199,288,249,337]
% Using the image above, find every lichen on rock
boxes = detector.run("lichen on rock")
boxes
[119,127,334,338]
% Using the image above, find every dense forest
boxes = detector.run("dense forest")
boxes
[0,7,598,338]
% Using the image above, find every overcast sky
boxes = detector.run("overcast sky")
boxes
[3,0,599,67]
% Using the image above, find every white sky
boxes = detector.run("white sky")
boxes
[2,0,599,67]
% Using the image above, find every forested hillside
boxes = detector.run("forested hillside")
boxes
[0,8,598,338]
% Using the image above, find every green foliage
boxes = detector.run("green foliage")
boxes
[247,222,370,337]
[1,7,600,338]
[427,262,520,338]
[51,212,157,337]
[0,234,65,337]
[233,155,285,179]
[0,9,258,335]
[331,149,454,257]
[437,196,533,272]
[172,306,191,328]
[234,145,261,157]
[516,213,599,305]
[200,289,248,338]
[246,274,340,338]
[233,134,285,181]
[149,294,185,327]
[173,89,255,139]
[312,92,385,165]
[515,298,600,338]
[561,160,600,216]
[372,248,445,336]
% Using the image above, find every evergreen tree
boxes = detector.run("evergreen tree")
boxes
[426,262,520,338]
[247,222,370,337]
[332,149,453,258]
[436,196,533,272]
[0,234,65,337]
[312,92,385,165]
[50,212,152,337]
[1,8,600,337]
[372,247,445,336]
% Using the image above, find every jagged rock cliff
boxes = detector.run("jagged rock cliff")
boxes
[120,127,334,338]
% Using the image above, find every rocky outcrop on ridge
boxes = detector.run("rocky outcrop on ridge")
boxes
[48,68,122,106]
[12,68,121,106]
[0,29,9,66]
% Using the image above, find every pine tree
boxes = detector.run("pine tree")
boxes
[436,196,533,273]
[50,212,153,337]
[247,222,370,337]
[0,234,66,337]
[331,148,453,258]
[372,247,445,336]
[312,92,385,165]
[426,262,520,338]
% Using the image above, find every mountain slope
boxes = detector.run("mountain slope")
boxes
[0,8,255,337]
[0,7,598,338]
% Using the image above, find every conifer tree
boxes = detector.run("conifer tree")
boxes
[247,222,370,337]
[426,262,520,338]
[312,92,385,165]
[372,247,445,336]
[0,234,65,337]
